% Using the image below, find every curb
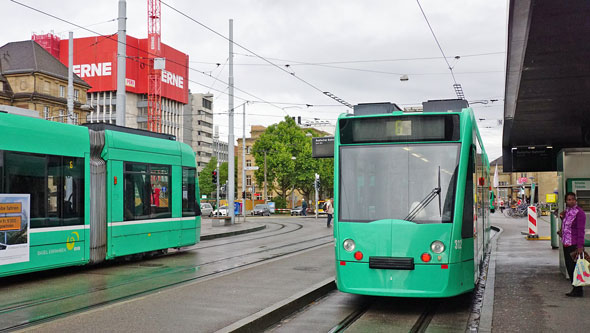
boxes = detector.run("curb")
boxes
[201,225,267,241]
[477,225,503,332]
[216,278,336,333]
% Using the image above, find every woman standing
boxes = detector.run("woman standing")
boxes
[558,192,586,297]
[325,198,334,228]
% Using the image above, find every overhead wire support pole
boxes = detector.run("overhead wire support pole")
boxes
[242,102,246,222]
[215,126,220,214]
[116,0,126,126]
[228,19,235,224]
[67,31,74,124]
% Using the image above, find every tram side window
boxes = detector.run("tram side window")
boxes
[182,167,198,217]
[2,151,84,228]
[124,163,171,221]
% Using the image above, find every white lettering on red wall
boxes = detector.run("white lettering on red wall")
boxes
[161,70,184,89]
[73,62,112,78]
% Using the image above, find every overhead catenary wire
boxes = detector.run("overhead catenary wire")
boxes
[233,51,505,66]
[160,0,353,109]
[416,0,458,85]
[9,0,293,116]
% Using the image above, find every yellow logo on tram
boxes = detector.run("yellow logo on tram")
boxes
[66,231,80,250]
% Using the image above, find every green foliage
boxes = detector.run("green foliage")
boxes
[272,196,287,209]
[252,117,334,202]
[199,157,218,197]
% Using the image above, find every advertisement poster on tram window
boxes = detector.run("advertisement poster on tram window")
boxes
[0,194,30,264]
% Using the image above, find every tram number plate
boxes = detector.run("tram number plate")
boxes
[455,240,462,249]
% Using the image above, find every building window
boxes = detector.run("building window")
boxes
[202,98,212,110]
[43,106,49,119]
[246,146,251,154]
[246,175,252,186]
[246,160,252,167]
[59,110,65,122]
[59,85,65,98]
[74,89,80,101]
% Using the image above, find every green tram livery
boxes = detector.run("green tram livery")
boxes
[334,100,492,298]
[0,112,201,277]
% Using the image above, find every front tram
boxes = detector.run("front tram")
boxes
[334,100,491,298]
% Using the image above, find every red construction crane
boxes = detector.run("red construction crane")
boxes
[147,0,162,133]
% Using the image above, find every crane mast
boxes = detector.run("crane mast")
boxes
[147,0,162,133]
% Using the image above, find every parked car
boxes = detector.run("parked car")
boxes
[252,204,271,216]
[213,205,228,217]
[290,206,304,216]
[200,203,213,217]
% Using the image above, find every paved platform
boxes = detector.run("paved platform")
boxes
[483,213,590,332]
[200,217,267,240]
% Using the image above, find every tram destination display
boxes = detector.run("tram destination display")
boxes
[339,114,460,144]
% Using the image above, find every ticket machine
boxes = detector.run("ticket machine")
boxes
[556,148,590,278]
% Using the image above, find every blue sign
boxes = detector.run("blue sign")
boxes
[161,187,167,193]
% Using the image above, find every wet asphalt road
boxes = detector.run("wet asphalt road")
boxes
[0,217,334,331]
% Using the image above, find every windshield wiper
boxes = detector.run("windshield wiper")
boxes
[404,166,442,222]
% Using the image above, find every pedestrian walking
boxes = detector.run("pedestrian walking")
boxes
[558,192,586,297]
[301,199,307,216]
[325,198,334,227]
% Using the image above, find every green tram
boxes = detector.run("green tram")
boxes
[0,112,201,277]
[334,100,491,297]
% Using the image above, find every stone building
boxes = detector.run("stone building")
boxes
[491,156,558,204]
[0,40,90,123]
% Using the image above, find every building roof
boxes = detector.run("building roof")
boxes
[0,40,90,87]
[490,156,503,166]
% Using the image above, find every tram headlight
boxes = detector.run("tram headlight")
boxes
[430,241,445,254]
[343,239,355,252]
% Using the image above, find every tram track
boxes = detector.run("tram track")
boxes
[0,221,305,312]
[193,221,303,250]
[0,224,332,332]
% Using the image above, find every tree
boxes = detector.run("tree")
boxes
[252,117,335,205]
[199,157,218,198]
[253,117,306,203]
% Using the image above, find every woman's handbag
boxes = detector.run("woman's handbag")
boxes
[572,255,590,287]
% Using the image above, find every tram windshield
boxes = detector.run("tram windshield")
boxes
[339,143,460,224]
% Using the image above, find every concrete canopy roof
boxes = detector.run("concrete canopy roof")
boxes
[503,0,590,172]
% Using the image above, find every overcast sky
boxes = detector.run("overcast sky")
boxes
[2,0,507,160]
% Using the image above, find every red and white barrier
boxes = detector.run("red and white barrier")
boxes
[528,206,538,236]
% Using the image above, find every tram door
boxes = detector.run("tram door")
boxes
[474,140,485,279]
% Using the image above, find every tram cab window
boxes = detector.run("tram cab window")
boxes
[182,167,199,217]
[1,151,84,228]
[124,163,171,221]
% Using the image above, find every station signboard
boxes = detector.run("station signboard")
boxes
[312,137,335,158]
